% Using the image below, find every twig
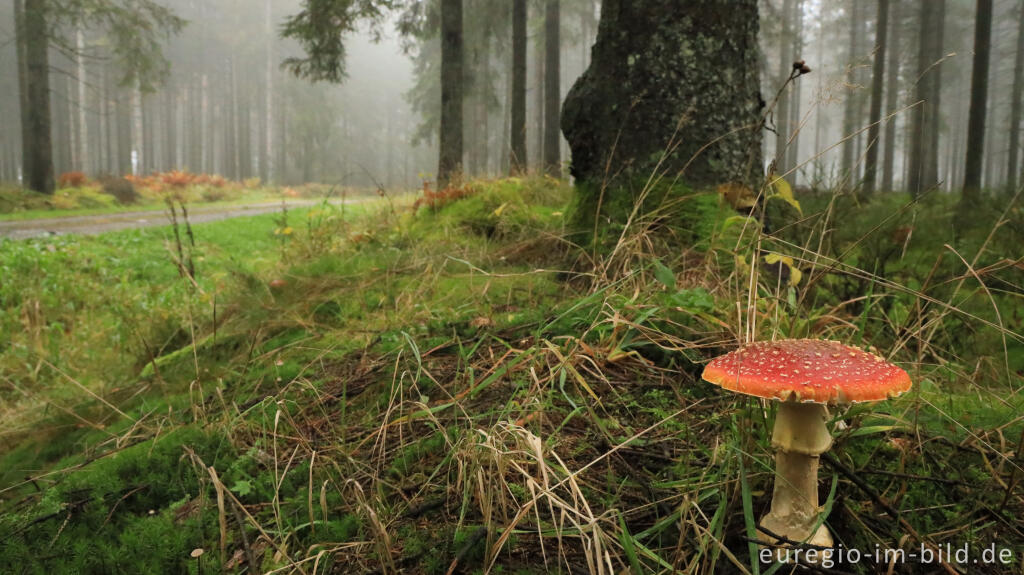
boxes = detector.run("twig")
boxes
[821,452,960,575]
[229,497,259,572]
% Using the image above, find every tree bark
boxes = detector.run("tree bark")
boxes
[907,0,944,198]
[561,0,762,224]
[20,0,55,193]
[787,0,804,182]
[543,0,561,176]
[1008,0,1024,191]
[774,0,794,175]
[510,0,528,174]
[264,0,274,183]
[862,0,889,195]
[961,0,992,208]
[840,0,864,185]
[438,0,464,188]
[115,87,132,175]
[881,0,901,192]
[76,27,90,175]
[164,85,177,170]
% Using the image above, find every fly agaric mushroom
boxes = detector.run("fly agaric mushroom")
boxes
[702,339,911,558]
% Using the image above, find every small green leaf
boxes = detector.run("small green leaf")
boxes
[231,480,253,497]
[653,259,676,290]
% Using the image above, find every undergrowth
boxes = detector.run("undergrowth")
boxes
[0,175,1022,574]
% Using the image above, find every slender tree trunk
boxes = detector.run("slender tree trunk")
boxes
[14,0,30,185]
[115,88,132,175]
[103,64,113,173]
[787,0,804,181]
[775,0,794,174]
[510,0,528,174]
[20,0,54,193]
[923,0,945,193]
[164,85,177,170]
[961,0,992,210]
[907,0,944,198]
[882,0,901,192]
[840,0,863,186]
[534,39,545,168]
[543,0,561,176]
[226,56,239,180]
[277,93,288,183]
[74,27,90,175]
[264,0,274,183]
[239,90,252,179]
[863,0,889,195]
[1008,0,1024,191]
[438,0,464,188]
[141,91,154,173]
[201,74,211,173]
[51,60,71,177]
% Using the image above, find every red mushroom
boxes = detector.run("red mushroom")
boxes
[702,339,911,560]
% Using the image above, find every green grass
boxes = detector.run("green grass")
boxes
[0,182,378,221]
[0,177,1022,574]
[0,195,301,222]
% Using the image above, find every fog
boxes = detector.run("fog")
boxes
[1,0,1022,194]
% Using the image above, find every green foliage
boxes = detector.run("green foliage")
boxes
[0,428,226,574]
[282,0,401,82]
[51,0,185,90]
[2,178,1023,574]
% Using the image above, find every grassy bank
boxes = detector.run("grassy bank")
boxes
[0,177,1021,574]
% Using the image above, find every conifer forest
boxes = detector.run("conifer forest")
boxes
[1,1,1023,574]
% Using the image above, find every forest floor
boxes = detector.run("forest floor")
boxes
[0,177,1021,574]
[0,198,359,240]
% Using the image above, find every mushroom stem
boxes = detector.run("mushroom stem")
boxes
[760,401,834,558]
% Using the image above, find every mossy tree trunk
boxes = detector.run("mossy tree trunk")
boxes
[561,0,762,226]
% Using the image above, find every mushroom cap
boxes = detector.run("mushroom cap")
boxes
[701,339,912,404]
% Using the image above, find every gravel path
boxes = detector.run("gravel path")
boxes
[0,199,352,241]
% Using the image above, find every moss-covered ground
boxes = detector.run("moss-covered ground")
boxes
[0,177,1022,574]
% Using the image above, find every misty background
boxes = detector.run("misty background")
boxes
[0,0,1020,193]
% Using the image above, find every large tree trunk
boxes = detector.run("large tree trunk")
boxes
[961,0,992,209]
[20,0,55,193]
[1008,0,1024,191]
[543,0,561,176]
[561,0,762,223]
[862,0,889,195]
[438,0,464,188]
[510,0,528,174]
